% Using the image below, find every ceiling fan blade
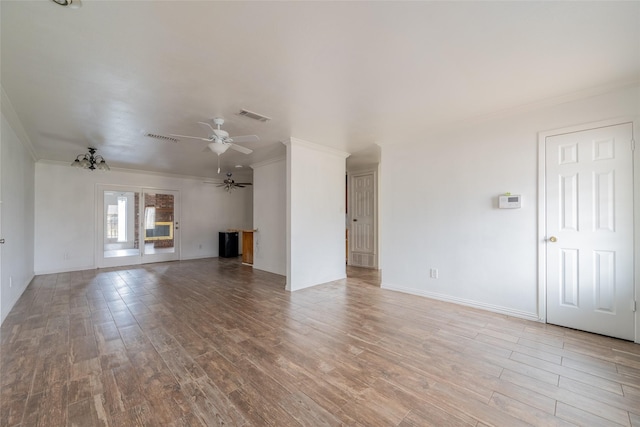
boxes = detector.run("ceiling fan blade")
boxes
[230,135,259,144]
[229,143,253,155]
[197,121,216,133]
[235,182,252,186]
[170,133,211,141]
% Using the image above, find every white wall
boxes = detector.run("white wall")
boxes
[252,157,286,276]
[286,138,349,291]
[381,85,640,323]
[1,113,35,324]
[35,162,252,274]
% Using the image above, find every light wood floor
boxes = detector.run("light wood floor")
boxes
[1,258,639,426]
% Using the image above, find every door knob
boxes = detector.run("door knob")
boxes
[0,238,4,244]
[353,219,357,222]
[549,236,557,243]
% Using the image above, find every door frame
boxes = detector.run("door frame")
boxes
[96,184,181,268]
[537,117,638,343]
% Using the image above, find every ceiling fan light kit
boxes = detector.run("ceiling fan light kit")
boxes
[208,142,230,155]
[71,147,110,171]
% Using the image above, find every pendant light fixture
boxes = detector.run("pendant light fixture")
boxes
[71,147,110,171]
[50,0,82,8]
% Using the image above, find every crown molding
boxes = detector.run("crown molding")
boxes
[283,137,350,159]
[36,158,244,183]
[250,156,285,170]
[427,78,640,138]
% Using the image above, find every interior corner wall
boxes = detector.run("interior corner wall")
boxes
[34,162,253,274]
[1,113,35,324]
[380,85,640,320]
[286,139,349,291]
[252,158,286,276]
[635,116,640,343]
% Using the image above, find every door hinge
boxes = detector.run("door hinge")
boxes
[631,139,636,151]
[633,300,637,312]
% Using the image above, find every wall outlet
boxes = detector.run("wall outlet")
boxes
[9,276,12,288]
[198,244,202,250]
[429,268,439,279]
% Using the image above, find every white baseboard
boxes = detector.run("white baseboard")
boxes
[381,283,540,322]
[34,265,96,275]
[1,273,35,325]
[180,254,216,261]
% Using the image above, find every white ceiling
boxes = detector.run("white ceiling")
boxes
[2,1,639,178]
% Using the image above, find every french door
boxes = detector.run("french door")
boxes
[544,122,634,340]
[141,189,180,264]
[97,186,180,268]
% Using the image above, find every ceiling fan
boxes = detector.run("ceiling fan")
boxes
[171,117,259,172]
[216,172,252,192]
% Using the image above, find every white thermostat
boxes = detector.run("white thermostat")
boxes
[499,194,522,209]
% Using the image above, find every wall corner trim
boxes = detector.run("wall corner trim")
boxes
[1,86,38,162]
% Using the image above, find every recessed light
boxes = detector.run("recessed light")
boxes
[234,165,243,168]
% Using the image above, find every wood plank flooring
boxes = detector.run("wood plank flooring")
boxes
[1,257,639,426]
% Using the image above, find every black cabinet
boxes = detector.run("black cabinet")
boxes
[219,232,239,258]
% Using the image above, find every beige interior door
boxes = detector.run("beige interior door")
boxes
[349,171,377,268]
[545,123,634,340]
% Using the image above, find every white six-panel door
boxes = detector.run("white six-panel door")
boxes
[349,171,377,268]
[545,123,634,340]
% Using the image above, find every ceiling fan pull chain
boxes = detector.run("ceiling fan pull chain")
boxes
[217,156,221,174]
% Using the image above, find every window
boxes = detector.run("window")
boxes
[117,196,127,242]
[106,205,118,239]
[106,196,128,241]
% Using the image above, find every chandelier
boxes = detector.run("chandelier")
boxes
[50,0,82,9]
[71,147,110,171]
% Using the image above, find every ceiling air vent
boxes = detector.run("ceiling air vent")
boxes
[238,109,271,122]
[146,133,178,143]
